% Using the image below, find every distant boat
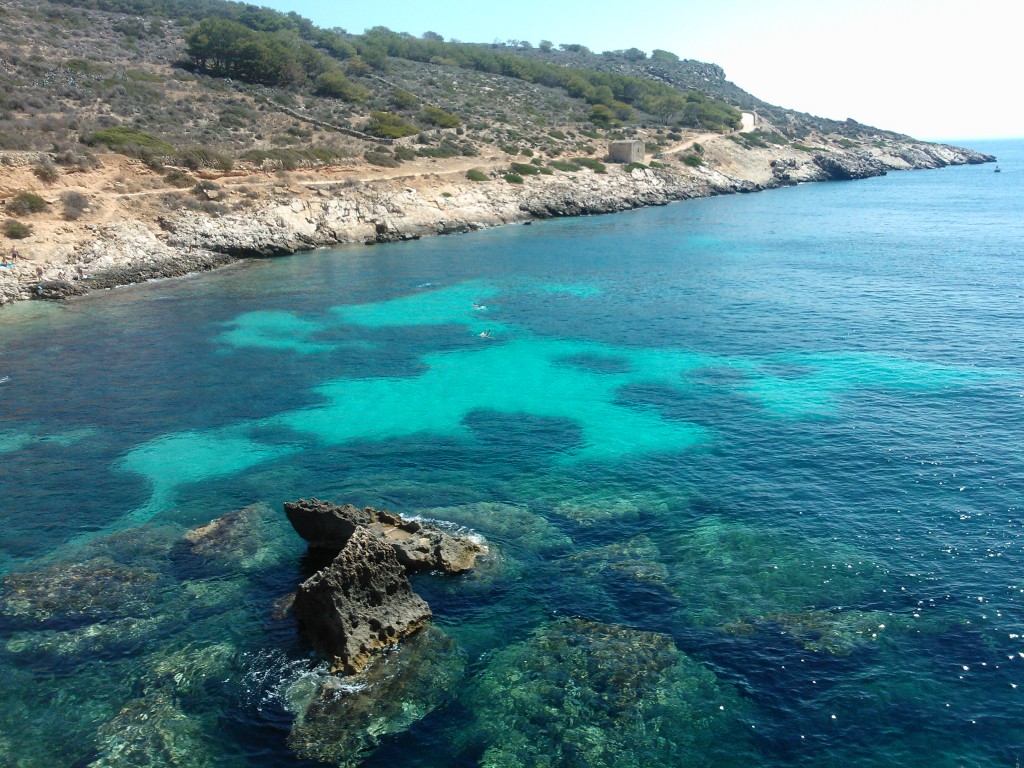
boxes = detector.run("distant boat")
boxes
[994,165,1001,173]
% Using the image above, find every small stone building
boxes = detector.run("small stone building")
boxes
[608,140,645,164]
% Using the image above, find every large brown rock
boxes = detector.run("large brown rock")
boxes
[284,498,485,574]
[293,527,431,676]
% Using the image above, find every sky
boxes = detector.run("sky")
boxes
[258,0,1017,141]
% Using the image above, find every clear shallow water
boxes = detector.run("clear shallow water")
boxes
[1,140,1022,766]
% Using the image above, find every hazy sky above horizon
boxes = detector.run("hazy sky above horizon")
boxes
[258,0,1015,141]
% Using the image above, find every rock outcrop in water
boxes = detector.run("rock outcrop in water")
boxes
[286,498,485,675]
[294,527,432,675]
[285,498,486,574]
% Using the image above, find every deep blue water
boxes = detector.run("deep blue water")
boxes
[1,139,1022,767]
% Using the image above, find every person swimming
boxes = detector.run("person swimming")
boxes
[473,302,487,310]
[479,329,492,338]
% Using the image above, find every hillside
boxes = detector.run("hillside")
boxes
[0,0,994,305]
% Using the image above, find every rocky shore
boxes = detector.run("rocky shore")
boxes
[0,137,993,307]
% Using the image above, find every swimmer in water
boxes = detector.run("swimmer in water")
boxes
[479,329,492,338]
[473,302,487,310]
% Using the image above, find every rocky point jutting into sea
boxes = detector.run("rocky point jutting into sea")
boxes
[0,136,992,306]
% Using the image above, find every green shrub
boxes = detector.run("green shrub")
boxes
[683,154,703,167]
[391,88,418,109]
[649,160,664,169]
[419,105,461,128]
[3,219,32,239]
[738,132,768,148]
[466,168,489,181]
[504,173,524,184]
[83,126,173,154]
[365,111,418,139]
[191,179,221,198]
[573,157,606,173]
[33,159,60,183]
[7,192,48,215]
[548,160,582,172]
[836,137,859,148]
[511,162,540,176]
[417,140,465,159]
[175,147,234,171]
[548,129,566,140]
[624,162,647,172]
[163,170,195,188]
[365,150,400,167]
[758,131,789,145]
[60,191,89,221]
[792,143,816,153]
[588,104,615,125]
[314,71,368,102]
[240,147,348,170]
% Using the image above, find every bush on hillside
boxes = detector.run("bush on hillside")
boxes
[7,191,48,216]
[60,191,90,221]
[3,219,32,239]
[83,126,174,155]
[419,106,461,128]
[365,111,418,140]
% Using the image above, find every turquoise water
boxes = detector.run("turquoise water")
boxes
[1,140,1022,766]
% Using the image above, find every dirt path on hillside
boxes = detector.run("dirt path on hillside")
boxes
[660,132,727,157]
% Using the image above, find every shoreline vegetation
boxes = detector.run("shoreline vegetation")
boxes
[0,0,996,307]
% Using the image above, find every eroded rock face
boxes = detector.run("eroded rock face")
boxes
[293,527,431,675]
[813,152,888,180]
[285,498,485,574]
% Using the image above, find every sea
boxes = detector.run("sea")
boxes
[0,139,1021,767]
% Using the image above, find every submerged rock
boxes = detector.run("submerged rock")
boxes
[182,502,273,570]
[89,693,214,768]
[294,527,432,675]
[568,535,671,588]
[0,558,160,625]
[285,498,485,574]
[662,516,884,626]
[5,615,165,659]
[288,626,465,767]
[723,608,895,656]
[143,643,236,695]
[463,617,752,768]
[418,502,572,554]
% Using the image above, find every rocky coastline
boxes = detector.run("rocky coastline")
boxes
[0,138,993,307]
